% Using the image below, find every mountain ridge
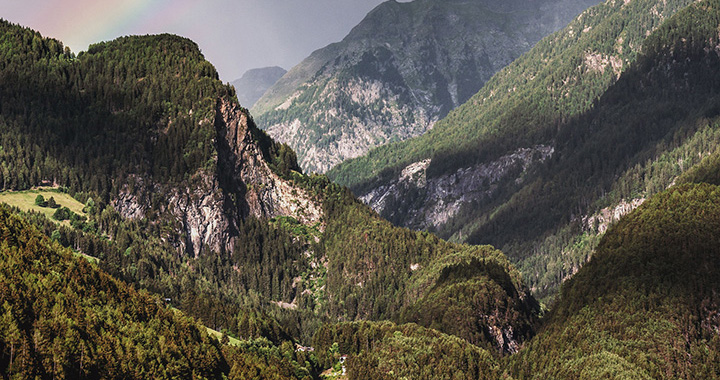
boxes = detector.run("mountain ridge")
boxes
[254,0,599,173]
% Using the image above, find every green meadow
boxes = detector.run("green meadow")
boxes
[0,187,86,225]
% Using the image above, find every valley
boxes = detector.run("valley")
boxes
[2,0,720,378]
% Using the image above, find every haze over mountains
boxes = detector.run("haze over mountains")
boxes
[3,0,720,378]
[253,0,600,173]
[231,66,287,108]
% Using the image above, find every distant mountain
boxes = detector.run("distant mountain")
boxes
[329,0,702,302]
[231,66,286,108]
[253,0,599,173]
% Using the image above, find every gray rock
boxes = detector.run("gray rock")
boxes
[253,0,599,173]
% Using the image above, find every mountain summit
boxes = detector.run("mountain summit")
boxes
[252,0,599,173]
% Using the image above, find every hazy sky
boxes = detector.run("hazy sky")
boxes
[0,0,395,82]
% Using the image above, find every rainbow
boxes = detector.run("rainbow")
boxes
[14,0,204,53]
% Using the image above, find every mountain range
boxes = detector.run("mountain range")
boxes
[3,0,720,377]
[329,0,703,302]
[252,0,599,173]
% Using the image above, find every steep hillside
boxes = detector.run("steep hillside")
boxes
[330,0,705,301]
[508,183,720,379]
[0,18,539,362]
[231,66,286,108]
[313,321,504,379]
[254,0,598,172]
[0,205,309,379]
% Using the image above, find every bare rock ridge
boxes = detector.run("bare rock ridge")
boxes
[114,98,322,257]
[362,145,554,233]
[215,98,322,226]
[253,0,600,173]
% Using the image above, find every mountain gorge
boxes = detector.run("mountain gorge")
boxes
[4,0,720,377]
[253,0,599,173]
[330,0,708,302]
[0,17,540,378]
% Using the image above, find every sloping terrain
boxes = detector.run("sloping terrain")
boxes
[330,0,709,302]
[231,66,286,108]
[0,205,309,379]
[0,18,540,367]
[508,182,720,379]
[254,0,598,172]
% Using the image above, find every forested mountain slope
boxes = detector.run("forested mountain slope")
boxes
[508,182,720,379]
[0,205,310,379]
[305,182,720,378]
[254,0,598,173]
[0,17,539,374]
[330,0,709,302]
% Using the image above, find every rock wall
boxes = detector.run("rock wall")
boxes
[361,145,554,232]
[113,98,323,257]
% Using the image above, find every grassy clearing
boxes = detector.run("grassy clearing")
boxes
[169,307,242,346]
[205,327,242,346]
[0,187,86,225]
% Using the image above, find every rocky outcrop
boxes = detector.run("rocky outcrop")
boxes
[583,198,645,234]
[360,145,554,232]
[215,98,323,226]
[113,97,323,257]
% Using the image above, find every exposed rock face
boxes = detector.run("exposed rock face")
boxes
[113,98,322,257]
[360,145,554,232]
[253,0,599,173]
[231,66,287,108]
[583,197,645,234]
[215,99,323,226]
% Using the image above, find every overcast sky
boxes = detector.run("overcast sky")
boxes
[0,0,396,82]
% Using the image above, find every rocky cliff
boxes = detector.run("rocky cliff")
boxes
[361,145,554,232]
[253,0,599,173]
[113,98,322,257]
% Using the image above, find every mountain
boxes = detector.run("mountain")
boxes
[231,66,286,108]
[328,0,703,302]
[509,182,720,379]
[0,17,539,370]
[253,0,599,173]
[0,205,311,379]
[4,0,720,376]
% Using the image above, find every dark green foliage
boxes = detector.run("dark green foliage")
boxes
[52,206,71,221]
[0,205,229,379]
[400,258,539,353]
[34,194,45,206]
[82,197,95,214]
[507,183,720,379]
[46,196,57,208]
[312,321,502,380]
[288,173,539,351]
[222,340,315,380]
[0,18,232,201]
